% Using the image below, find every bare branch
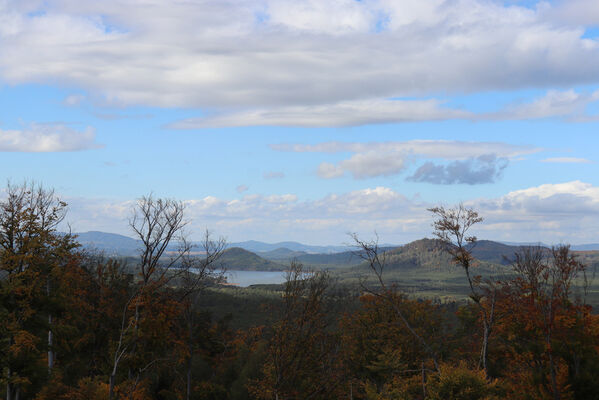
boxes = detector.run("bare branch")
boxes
[350,232,440,373]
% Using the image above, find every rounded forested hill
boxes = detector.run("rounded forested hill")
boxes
[470,240,523,265]
[354,238,510,271]
[383,238,454,270]
[219,247,287,271]
[260,248,363,268]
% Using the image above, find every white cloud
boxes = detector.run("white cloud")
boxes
[65,196,134,234]
[63,94,85,106]
[1,0,599,114]
[99,187,424,244]
[170,88,599,128]
[0,123,101,152]
[336,150,407,179]
[170,98,471,128]
[265,194,298,203]
[472,181,599,243]
[276,140,538,181]
[488,89,599,121]
[63,181,599,245]
[545,0,599,27]
[317,163,345,179]
[236,185,249,193]
[541,157,592,163]
[272,140,537,159]
[266,0,373,34]
[501,180,599,203]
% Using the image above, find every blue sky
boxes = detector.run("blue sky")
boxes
[1,0,599,245]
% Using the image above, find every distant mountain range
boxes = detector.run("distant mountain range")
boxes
[499,241,599,252]
[227,240,352,254]
[73,231,358,256]
[569,244,599,251]
[74,231,141,256]
[218,247,287,271]
[72,231,599,269]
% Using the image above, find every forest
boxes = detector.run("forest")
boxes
[1,182,598,400]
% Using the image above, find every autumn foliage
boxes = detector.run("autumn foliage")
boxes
[0,187,598,400]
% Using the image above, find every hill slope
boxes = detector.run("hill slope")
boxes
[350,238,520,273]
[229,240,349,254]
[470,240,524,265]
[219,247,287,271]
[259,248,364,268]
[75,231,140,255]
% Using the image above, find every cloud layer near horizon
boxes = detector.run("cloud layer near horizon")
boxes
[62,181,599,245]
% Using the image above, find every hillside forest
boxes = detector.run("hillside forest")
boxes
[1,182,598,400]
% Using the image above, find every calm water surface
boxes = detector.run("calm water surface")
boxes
[225,270,286,287]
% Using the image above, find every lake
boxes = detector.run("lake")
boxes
[225,270,286,287]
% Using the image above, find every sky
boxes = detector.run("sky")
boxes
[1,0,599,245]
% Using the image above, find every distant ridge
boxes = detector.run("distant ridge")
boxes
[228,240,351,254]
[570,244,599,251]
[471,240,524,265]
[219,247,287,271]
[259,248,367,268]
[74,231,140,256]
[258,247,308,259]
[500,241,599,251]
[354,238,547,272]
[71,231,599,261]
[72,231,358,257]
[499,241,549,247]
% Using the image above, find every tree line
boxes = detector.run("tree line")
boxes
[1,183,598,400]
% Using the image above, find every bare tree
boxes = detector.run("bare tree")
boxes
[130,194,191,285]
[108,194,192,399]
[178,230,226,400]
[259,260,341,400]
[507,245,589,400]
[428,204,496,376]
[350,233,440,375]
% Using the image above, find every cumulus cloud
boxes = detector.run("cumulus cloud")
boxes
[77,187,423,243]
[496,181,599,208]
[473,181,599,243]
[276,140,537,181]
[64,196,134,234]
[0,123,102,152]
[1,0,599,116]
[407,155,509,184]
[63,181,599,245]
